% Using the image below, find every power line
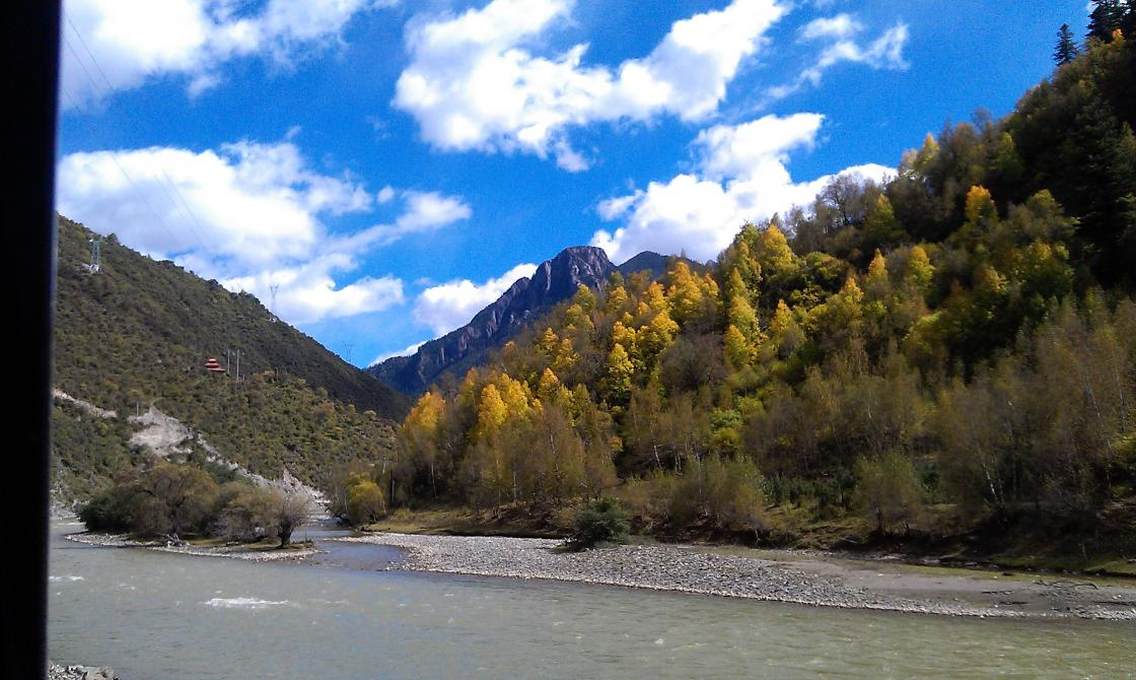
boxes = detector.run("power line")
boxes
[60,41,184,250]
[63,17,210,249]
[60,81,182,251]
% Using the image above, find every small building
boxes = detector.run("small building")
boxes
[204,357,225,374]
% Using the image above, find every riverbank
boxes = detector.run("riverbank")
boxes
[338,532,1136,621]
[365,505,1136,578]
[65,532,318,562]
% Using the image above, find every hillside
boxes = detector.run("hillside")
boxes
[380,32,1136,565]
[55,215,408,418]
[52,216,403,497]
[370,246,690,395]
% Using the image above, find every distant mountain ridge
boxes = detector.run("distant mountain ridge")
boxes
[370,246,684,395]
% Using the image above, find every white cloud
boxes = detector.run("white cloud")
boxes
[393,0,788,168]
[333,190,472,250]
[369,339,428,366]
[591,114,892,262]
[807,23,909,80]
[693,113,825,180]
[60,0,390,107]
[222,254,405,324]
[57,138,469,324]
[413,263,538,336]
[799,13,862,41]
[56,141,369,268]
[767,20,909,101]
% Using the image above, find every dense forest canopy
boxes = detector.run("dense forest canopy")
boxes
[377,28,1136,547]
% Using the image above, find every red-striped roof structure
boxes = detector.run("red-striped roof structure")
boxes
[204,357,225,373]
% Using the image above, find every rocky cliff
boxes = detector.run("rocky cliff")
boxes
[371,246,621,394]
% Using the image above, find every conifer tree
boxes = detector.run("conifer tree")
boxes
[1053,23,1079,65]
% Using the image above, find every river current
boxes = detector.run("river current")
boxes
[48,522,1134,679]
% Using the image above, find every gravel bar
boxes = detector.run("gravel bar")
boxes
[337,533,1136,621]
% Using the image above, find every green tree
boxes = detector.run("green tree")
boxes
[1054,23,1080,65]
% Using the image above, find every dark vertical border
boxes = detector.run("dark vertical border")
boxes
[3,0,60,677]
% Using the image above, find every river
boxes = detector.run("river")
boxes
[48,522,1134,679]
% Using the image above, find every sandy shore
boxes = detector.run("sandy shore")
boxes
[65,532,319,562]
[338,533,1136,621]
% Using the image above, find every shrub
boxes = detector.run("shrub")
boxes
[567,497,629,550]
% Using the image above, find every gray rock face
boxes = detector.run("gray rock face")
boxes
[370,246,618,395]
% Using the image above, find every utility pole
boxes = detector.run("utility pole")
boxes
[235,348,240,382]
[88,237,101,273]
[343,342,354,365]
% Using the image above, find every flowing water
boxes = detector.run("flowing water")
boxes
[48,522,1134,679]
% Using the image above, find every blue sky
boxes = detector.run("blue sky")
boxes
[55,0,1091,367]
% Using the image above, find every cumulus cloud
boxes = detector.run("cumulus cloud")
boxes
[413,263,538,336]
[57,139,468,324]
[799,13,863,41]
[56,141,370,268]
[591,113,892,262]
[60,0,393,107]
[393,0,788,169]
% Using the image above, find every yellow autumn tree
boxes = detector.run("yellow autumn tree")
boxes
[864,250,891,300]
[904,245,935,295]
[768,299,804,358]
[724,324,752,369]
[474,383,508,441]
[753,223,799,280]
[399,390,447,497]
[637,308,679,363]
[603,343,635,405]
[666,261,701,320]
[537,367,572,406]
[605,284,630,314]
[964,185,998,227]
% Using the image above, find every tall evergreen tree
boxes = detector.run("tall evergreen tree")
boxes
[1054,23,1079,65]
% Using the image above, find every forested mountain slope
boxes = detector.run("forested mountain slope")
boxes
[52,216,401,497]
[382,32,1136,562]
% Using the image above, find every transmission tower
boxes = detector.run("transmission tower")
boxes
[269,282,280,321]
